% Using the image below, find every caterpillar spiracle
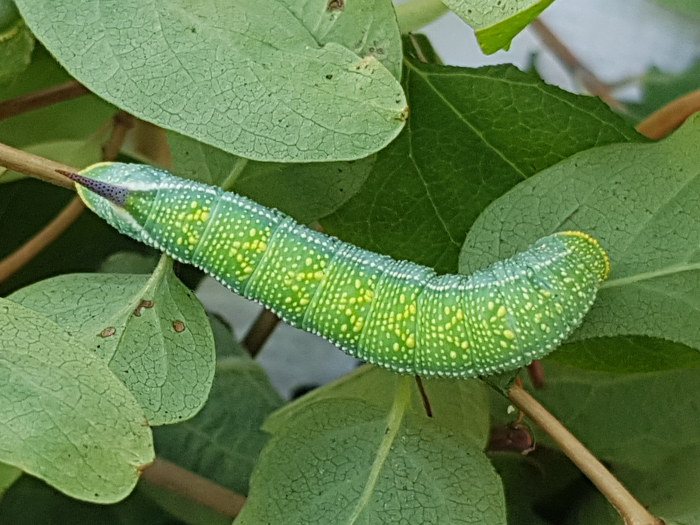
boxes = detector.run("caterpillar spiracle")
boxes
[60,162,609,379]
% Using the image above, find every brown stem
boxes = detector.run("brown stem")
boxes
[530,19,623,111]
[508,384,663,525]
[243,308,281,357]
[414,375,433,417]
[408,32,428,64]
[141,457,246,518]
[103,111,136,161]
[0,80,90,121]
[526,360,545,389]
[0,197,84,284]
[635,88,700,140]
[0,142,77,189]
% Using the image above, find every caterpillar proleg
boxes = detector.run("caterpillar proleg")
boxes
[61,162,609,378]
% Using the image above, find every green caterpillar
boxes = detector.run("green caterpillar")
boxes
[60,162,609,378]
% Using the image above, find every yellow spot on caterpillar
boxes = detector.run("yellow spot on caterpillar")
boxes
[285,297,292,303]
[341,324,348,332]
[409,303,416,315]
[355,279,362,289]
[406,334,416,348]
[314,271,324,280]
[299,298,310,306]
[250,228,257,236]
[345,308,353,316]
[305,258,313,266]
[500,341,508,348]
[497,306,506,317]
[456,309,464,320]
[190,201,198,208]
[488,301,495,310]
[460,341,469,350]
[444,306,450,315]
[201,211,210,221]
[504,330,515,340]
[258,241,267,251]
[176,237,183,245]
[450,351,457,359]
[399,294,406,304]
[244,267,253,274]
[393,342,400,351]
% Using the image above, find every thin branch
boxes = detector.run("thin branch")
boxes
[414,375,433,417]
[530,18,624,111]
[102,111,136,161]
[508,384,663,525]
[243,308,281,357]
[0,80,90,121]
[141,457,246,519]
[526,360,545,389]
[635,88,700,139]
[0,142,78,189]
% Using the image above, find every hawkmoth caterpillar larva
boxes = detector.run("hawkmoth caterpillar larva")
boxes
[60,162,609,378]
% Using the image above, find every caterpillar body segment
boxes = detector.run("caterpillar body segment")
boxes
[67,162,609,379]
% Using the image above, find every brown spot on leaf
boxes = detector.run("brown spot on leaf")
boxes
[133,300,154,317]
[101,327,116,338]
[173,321,185,333]
[327,0,344,10]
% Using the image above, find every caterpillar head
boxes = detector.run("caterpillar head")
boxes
[554,231,610,283]
[57,162,166,238]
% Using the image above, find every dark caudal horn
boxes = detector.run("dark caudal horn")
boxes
[56,169,129,207]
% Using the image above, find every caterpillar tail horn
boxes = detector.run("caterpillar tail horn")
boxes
[57,169,129,207]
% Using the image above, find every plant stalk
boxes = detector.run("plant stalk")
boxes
[508,384,663,525]
[141,457,246,518]
[636,88,700,139]
[0,80,89,121]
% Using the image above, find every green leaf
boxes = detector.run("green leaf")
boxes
[0,0,34,84]
[524,360,700,472]
[395,0,449,34]
[549,336,700,373]
[323,58,644,274]
[167,131,376,225]
[0,477,175,525]
[461,114,700,356]
[280,0,403,80]
[0,299,154,503]
[265,366,491,449]
[238,378,505,524]
[8,256,215,426]
[443,0,555,54]
[16,0,407,162]
[0,44,116,149]
[154,318,283,496]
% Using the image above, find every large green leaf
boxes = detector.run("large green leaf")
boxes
[323,54,644,274]
[237,378,505,524]
[167,131,375,225]
[16,0,407,162]
[0,299,153,503]
[154,316,283,496]
[461,114,700,356]
[267,366,490,448]
[443,0,556,54]
[9,256,215,426]
[524,360,700,472]
[280,0,403,80]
